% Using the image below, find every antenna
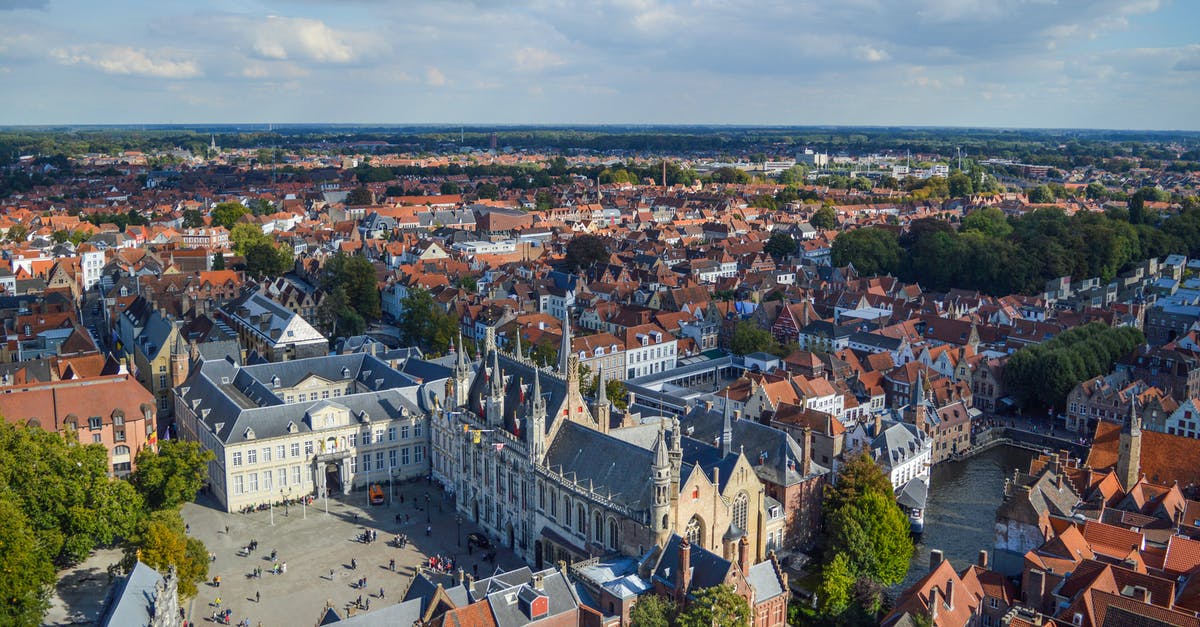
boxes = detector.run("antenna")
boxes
[957,146,962,172]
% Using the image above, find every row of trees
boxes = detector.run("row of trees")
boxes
[229,223,293,279]
[1004,322,1145,410]
[830,205,1185,296]
[0,422,213,625]
[628,584,751,627]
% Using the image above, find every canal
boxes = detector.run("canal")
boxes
[899,445,1034,590]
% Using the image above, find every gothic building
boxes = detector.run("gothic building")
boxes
[433,313,770,569]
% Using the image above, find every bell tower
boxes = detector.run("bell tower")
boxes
[651,422,672,545]
[454,331,472,408]
[528,368,547,463]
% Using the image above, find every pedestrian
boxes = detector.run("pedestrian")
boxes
[225,525,229,535]
[330,569,335,580]
[380,587,385,599]
[357,594,362,608]
[473,563,478,577]
[256,590,260,603]
[366,598,370,611]
[426,525,431,536]
[351,558,357,570]
[185,523,190,533]
[389,558,395,572]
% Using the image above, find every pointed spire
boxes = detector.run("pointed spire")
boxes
[1130,390,1141,436]
[721,389,733,458]
[559,307,573,377]
[532,366,543,406]
[455,330,469,373]
[653,421,669,469]
[911,368,925,407]
[490,343,504,399]
[514,330,524,361]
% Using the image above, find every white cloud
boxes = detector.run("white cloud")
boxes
[854,46,890,63]
[425,66,446,86]
[513,47,564,73]
[250,16,363,63]
[50,45,200,78]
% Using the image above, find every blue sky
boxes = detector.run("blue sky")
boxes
[1,0,1197,129]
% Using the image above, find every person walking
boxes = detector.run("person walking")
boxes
[389,558,395,572]
[256,590,260,603]
[379,587,385,600]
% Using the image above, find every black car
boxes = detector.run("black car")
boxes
[466,532,491,549]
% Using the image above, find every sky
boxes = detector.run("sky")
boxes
[1,0,1198,129]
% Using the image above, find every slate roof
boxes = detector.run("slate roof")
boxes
[99,561,165,627]
[652,534,733,594]
[544,421,656,511]
[682,404,819,487]
[464,348,571,442]
[746,560,786,602]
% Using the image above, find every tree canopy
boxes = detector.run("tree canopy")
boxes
[398,287,458,355]
[321,253,381,321]
[210,201,248,230]
[1004,322,1144,410]
[811,205,837,230]
[564,234,610,271]
[346,186,373,205]
[830,228,902,276]
[130,440,215,511]
[763,231,798,260]
[677,585,751,627]
[730,321,777,356]
[629,593,676,627]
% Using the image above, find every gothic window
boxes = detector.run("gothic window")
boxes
[593,511,603,543]
[577,503,586,535]
[733,491,749,532]
[608,518,619,550]
[562,496,570,526]
[685,515,704,546]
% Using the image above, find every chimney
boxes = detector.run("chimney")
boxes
[1055,473,1064,490]
[1025,569,1046,610]
[802,427,813,475]
[874,413,883,436]
[733,409,742,421]
[738,535,750,577]
[1131,586,1150,603]
[457,569,465,586]
[945,578,955,610]
[978,550,989,569]
[705,400,714,412]
[929,549,944,572]
[929,586,939,621]
[533,573,544,590]
[677,537,692,604]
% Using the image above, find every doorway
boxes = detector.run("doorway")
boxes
[325,462,342,494]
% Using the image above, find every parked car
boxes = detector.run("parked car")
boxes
[369,484,384,505]
[466,532,491,549]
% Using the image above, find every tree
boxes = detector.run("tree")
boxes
[606,379,629,411]
[476,182,500,199]
[229,223,271,256]
[346,186,374,206]
[811,205,837,230]
[211,252,225,270]
[830,228,902,276]
[1027,185,1054,204]
[440,181,460,195]
[130,440,215,511]
[677,584,751,627]
[947,171,974,198]
[630,593,677,627]
[210,201,248,230]
[823,452,895,512]
[818,552,854,618]
[322,253,381,321]
[730,321,776,356]
[6,223,29,241]
[826,490,914,586]
[243,241,292,279]
[398,287,457,354]
[0,496,53,626]
[961,207,1012,239]
[763,231,798,260]
[51,229,69,243]
[564,234,609,271]
[125,509,208,598]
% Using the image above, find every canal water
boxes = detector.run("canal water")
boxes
[899,445,1035,590]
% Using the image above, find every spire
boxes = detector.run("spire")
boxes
[911,368,925,407]
[653,421,669,469]
[490,344,504,399]
[455,331,469,373]
[721,390,733,457]
[592,362,606,406]
[1129,391,1141,436]
[559,308,573,378]
[514,330,524,361]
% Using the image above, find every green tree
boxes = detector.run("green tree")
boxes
[629,593,676,627]
[398,287,457,354]
[440,181,460,195]
[1027,185,1054,204]
[564,234,610,271]
[322,253,381,320]
[823,452,895,512]
[961,207,1012,239]
[6,223,29,241]
[346,186,374,206]
[229,222,271,255]
[535,190,555,211]
[818,552,854,618]
[125,509,208,599]
[947,171,974,198]
[130,440,214,511]
[211,252,225,270]
[811,205,837,230]
[606,379,629,411]
[830,228,902,276]
[730,321,776,356]
[826,490,914,586]
[51,229,69,243]
[68,231,89,246]
[476,182,500,199]
[0,496,54,626]
[677,584,751,627]
[243,241,291,279]
[210,201,248,230]
[763,231,798,260]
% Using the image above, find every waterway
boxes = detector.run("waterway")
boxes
[899,445,1035,590]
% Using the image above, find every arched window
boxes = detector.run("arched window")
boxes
[549,490,557,518]
[593,511,604,543]
[113,445,131,457]
[733,491,749,533]
[563,496,572,527]
[576,503,586,534]
[608,518,619,550]
[685,515,704,546]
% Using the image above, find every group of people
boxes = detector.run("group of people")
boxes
[427,554,456,574]
[359,528,379,544]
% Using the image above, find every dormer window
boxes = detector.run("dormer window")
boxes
[286,421,298,434]
[272,376,280,388]
[341,367,350,379]
[244,427,255,439]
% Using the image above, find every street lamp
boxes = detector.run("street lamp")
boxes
[425,493,431,523]
[456,516,462,547]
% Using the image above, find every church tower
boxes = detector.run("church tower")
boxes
[169,330,190,390]
[1118,394,1143,491]
[721,390,733,458]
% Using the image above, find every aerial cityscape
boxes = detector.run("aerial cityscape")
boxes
[2,2,1200,627]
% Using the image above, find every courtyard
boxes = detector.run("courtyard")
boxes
[179,479,524,626]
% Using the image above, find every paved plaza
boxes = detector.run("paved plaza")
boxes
[181,479,524,626]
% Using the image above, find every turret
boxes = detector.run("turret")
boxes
[651,423,672,544]
[591,362,610,433]
[454,331,472,407]
[486,343,505,426]
[721,390,733,458]
[559,308,573,378]
[1118,393,1143,491]
[669,415,683,494]
[528,368,546,463]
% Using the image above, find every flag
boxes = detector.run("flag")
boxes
[492,443,505,452]
[148,432,157,446]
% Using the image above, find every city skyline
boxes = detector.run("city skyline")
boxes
[1,0,1198,130]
